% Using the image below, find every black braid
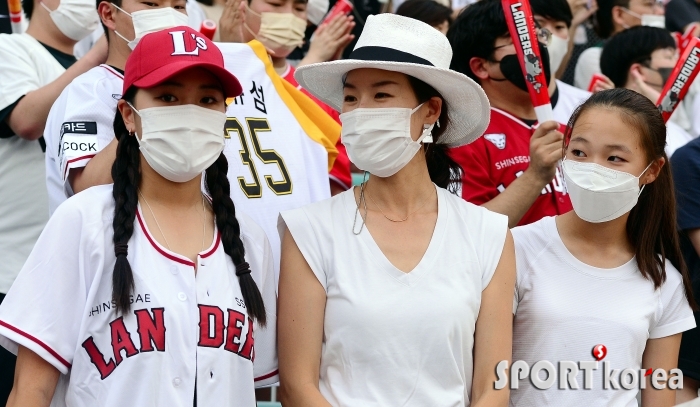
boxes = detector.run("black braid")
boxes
[205,154,267,326]
[111,88,141,315]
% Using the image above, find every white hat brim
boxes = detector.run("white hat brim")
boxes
[295,59,491,148]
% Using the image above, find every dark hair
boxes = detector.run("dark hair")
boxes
[407,75,462,193]
[111,87,268,324]
[447,0,508,84]
[22,0,32,19]
[396,0,453,28]
[564,88,697,310]
[529,0,573,28]
[595,0,630,39]
[600,26,676,88]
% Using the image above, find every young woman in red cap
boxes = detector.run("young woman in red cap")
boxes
[0,26,277,407]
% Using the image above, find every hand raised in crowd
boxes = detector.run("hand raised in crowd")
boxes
[528,121,564,184]
[298,14,355,67]
[569,0,597,29]
[219,0,246,43]
[591,74,615,93]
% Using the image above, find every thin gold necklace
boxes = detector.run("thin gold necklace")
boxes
[138,189,207,252]
[366,180,434,222]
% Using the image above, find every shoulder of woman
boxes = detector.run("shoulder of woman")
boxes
[442,189,508,225]
[660,258,685,286]
[281,189,348,223]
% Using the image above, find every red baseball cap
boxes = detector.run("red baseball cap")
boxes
[123,26,242,98]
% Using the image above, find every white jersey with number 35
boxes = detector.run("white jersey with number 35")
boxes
[0,185,278,407]
[219,41,340,284]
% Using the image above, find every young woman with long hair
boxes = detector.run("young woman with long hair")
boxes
[0,26,277,406]
[511,88,697,407]
[278,14,515,407]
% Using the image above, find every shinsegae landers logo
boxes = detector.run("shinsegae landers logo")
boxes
[494,344,684,390]
[507,2,544,93]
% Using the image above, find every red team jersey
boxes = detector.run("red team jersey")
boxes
[283,65,352,190]
[449,107,572,226]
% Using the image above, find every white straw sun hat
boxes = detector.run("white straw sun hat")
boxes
[295,13,491,147]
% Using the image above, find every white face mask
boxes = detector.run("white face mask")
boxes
[340,104,434,178]
[244,6,307,57]
[112,5,188,50]
[562,158,653,223]
[548,34,568,74]
[40,0,99,41]
[128,104,226,183]
[621,7,666,29]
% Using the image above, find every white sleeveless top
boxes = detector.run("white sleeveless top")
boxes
[279,186,508,407]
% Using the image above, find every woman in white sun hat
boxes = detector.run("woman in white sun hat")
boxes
[277,13,514,407]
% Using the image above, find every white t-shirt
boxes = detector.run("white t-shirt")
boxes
[666,120,695,158]
[279,186,509,407]
[553,80,591,126]
[511,216,696,407]
[0,185,278,406]
[574,47,602,90]
[0,33,65,293]
[44,64,123,215]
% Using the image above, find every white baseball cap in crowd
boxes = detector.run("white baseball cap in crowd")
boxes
[294,13,491,147]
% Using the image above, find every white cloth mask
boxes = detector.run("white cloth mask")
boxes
[621,7,665,28]
[244,6,306,57]
[40,0,99,41]
[112,5,188,50]
[340,104,434,178]
[128,104,226,183]
[548,34,568,74]
[562,158,653,223]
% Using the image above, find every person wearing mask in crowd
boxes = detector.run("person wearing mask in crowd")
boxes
[0,0,107,402]
[44,0,189,215]
[574,0,664,90]
[600,26,694,157]
[530,0,592,124]
[512,88,696,407]
[671,137,700,404]
[217,0,353,193]
[279,14,515,407]
[0,26,278,406]
[447,0,570,228]
[396,0,453,35]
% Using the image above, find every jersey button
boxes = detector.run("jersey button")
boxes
[170,266,178,275]
[177,292,187,301]
[172,377,182,387]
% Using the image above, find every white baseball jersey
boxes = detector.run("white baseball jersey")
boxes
[0,185,278,407]
[219,40,340,285]
[44,64,123,215]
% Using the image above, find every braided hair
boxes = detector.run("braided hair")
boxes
[111,88,267,325]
